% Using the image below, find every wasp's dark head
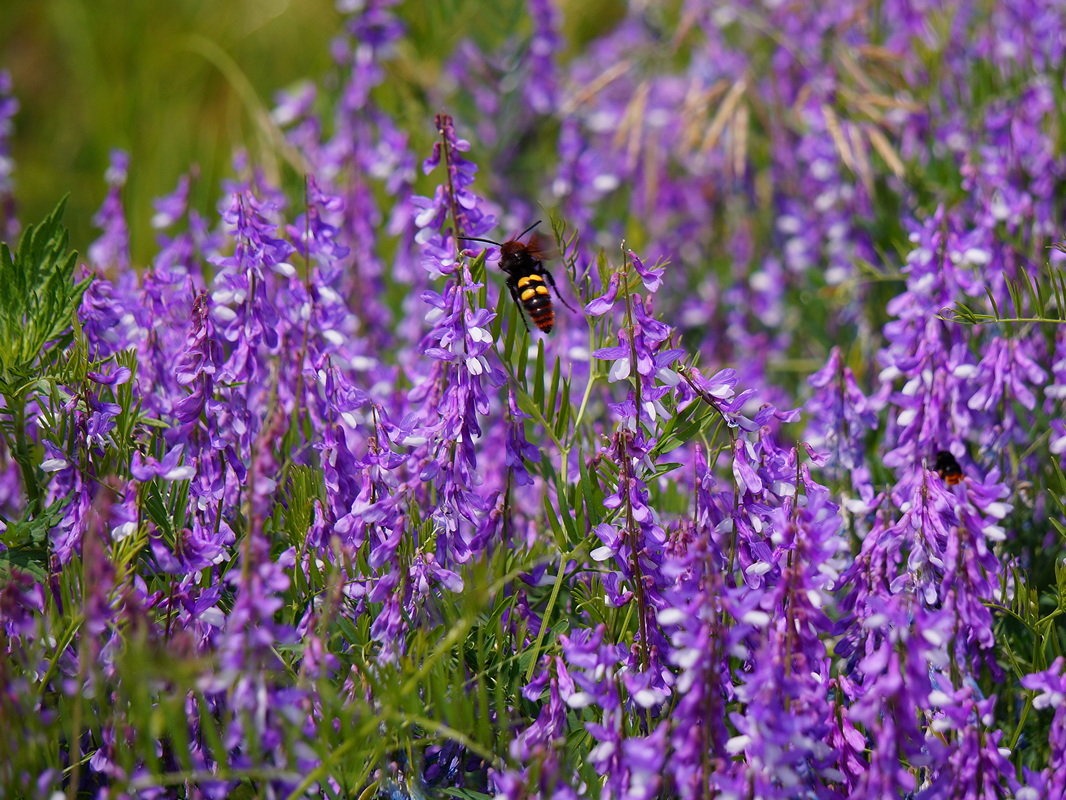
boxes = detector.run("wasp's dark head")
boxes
[498,238,545,275]
[500,240,529,261]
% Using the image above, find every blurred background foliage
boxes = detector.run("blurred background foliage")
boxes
[0,0,626,265]
[2,0,335,261]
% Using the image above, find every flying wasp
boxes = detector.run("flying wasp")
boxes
[459,221,575,334]
[933,450,964,485]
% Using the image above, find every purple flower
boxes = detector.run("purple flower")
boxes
[1021,659,1066,798]
[806,346,878,499]
[585,271,621,316]
[524,0,561,114]
[87,365,131,386]
[505,387,540,487]
[966,335,1045,414]
[0,69,18,239]
[630,251,665,292]
[0,568,44,639]
[1052,419,1066,466]
[88,149,131,272]
[172,292,222,428]
[130,445,194,482]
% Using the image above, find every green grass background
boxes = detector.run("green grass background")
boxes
[0,0,627,265]
[2,0,340,261]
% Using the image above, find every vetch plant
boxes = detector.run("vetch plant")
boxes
[2,1,1066,798]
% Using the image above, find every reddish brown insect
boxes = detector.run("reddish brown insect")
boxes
[459,221,574,334]
[934,450,964,485]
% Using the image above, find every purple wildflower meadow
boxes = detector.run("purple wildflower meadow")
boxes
[3,1,1066,798]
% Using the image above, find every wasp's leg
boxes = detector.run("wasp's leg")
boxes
[540,268,578,312]
[507,280,532,332]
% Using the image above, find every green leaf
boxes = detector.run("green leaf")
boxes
[0,495,71,557]
[945,262,1066,326]
[1051,516,1066,542]
[554,376,572,442]
[654,401,718,456]
[0,198,90,392]
[0,546,49,582]
[545,355,562,423]
[141,481,176,545]
[515,324,530,386]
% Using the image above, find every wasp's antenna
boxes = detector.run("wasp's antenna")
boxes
[517,220,542,240]
[457,235,503,247]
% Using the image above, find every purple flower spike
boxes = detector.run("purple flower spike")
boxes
[0,69,18,239]
[1021,659,1066,798]
[88,149,131,272]
[408,113,503,563]
[524,0,561,114]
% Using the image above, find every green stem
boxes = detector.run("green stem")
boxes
[1008,693,1035,751]
[525,554,569,682]
[6,390,42,514]
[570,300,600,434]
